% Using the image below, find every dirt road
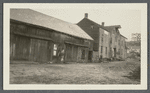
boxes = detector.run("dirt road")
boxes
[10,60,140,84]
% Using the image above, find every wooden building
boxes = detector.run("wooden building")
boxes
[10,9,93,63]
[77,13,127,62]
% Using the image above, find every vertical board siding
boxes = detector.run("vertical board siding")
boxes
[10,20,92,63]
[30,39,52,62]
[65,44,84,62]
[12,35,30,60]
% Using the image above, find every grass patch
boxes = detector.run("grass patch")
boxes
[10,61,141,84]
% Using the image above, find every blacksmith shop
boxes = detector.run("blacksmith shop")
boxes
[10,9,93,63]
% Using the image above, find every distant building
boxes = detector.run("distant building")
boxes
[126,41,141,58]
[127,46,141,53]
[77,13,127,62]
[10,9,93,63]
[131,33,141,41]
[127,33,141,58]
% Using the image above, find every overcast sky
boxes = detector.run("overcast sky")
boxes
[32,4,142,41]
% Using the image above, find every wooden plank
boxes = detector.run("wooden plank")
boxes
[65,41,88,48]
[39,40,48,62]
[13,32,53,41]
[12,35,30,60]
[47,41,53,61]
[30,39,52,62]
[29,39,33,61]
[73,46,78,61]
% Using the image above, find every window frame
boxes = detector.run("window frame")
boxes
[53,44,57,56]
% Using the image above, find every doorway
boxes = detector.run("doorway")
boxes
[114,48,116,57]
[88,51,92,61]
[30,39,52,62]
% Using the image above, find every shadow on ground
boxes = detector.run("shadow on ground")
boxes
[123,66,140,82]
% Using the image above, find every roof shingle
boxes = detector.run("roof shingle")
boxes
[10,9,93,40]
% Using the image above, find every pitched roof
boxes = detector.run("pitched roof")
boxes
[80,18,109,32]
[105,25,121,28]
[120,34,127,39]
[104,26,120,32]
[104,26,127,39]
[10,9,93,40]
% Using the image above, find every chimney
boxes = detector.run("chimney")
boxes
[102,22,105,26]
[85,13,88,18]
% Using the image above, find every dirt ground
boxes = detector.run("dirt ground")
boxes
[10,60,140,84]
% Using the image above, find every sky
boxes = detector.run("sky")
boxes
[32,4,142,41]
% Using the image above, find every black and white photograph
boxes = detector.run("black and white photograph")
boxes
[3,3,147,90]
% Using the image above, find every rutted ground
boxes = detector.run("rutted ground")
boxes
[10,60,140,84]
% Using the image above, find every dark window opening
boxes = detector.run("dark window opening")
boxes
[114,48,116,57]
[102,37,103,43]
[106,47,107,55]
[81,49,85,59]
[88,51,92,61]
[110,37,112,44]
[118,49,120,55]
[101,46,103,53]
[118,40,120,45]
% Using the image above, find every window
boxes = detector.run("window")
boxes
[91,25,94,29]
[106,47,107,55]
[81,49,85,59]
[101,34,104,44]
[118,49,120,55]
[101,37,103,43]
[53,44,57,56]
[101,46,103,53]
[110,37,112,44]
[84,40,90,45]
[118,40,120,45]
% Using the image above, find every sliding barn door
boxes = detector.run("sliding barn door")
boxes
[65,44,78,62]
[72,45,78,61]
[30,39,52,62]
[10,35,30,61]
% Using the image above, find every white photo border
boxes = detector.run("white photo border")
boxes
[3,3,147,90]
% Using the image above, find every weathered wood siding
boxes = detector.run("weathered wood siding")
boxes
[10,20,53,62]
[10,19,93,63]
[29,39,53,62]
[77,18,99,51]
[77,47,89,63]
[10,35,30,60]
[65,44,78,62]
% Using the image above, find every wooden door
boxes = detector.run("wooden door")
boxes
[65,44,78,62]
[65,44,72,62]
[72,45,78,61]
[114,48,116,57]
[38,40,47,62]
[30,39,51,62]
[29,39,38,62]
[12,35,30,60]
[88,51,92,61]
